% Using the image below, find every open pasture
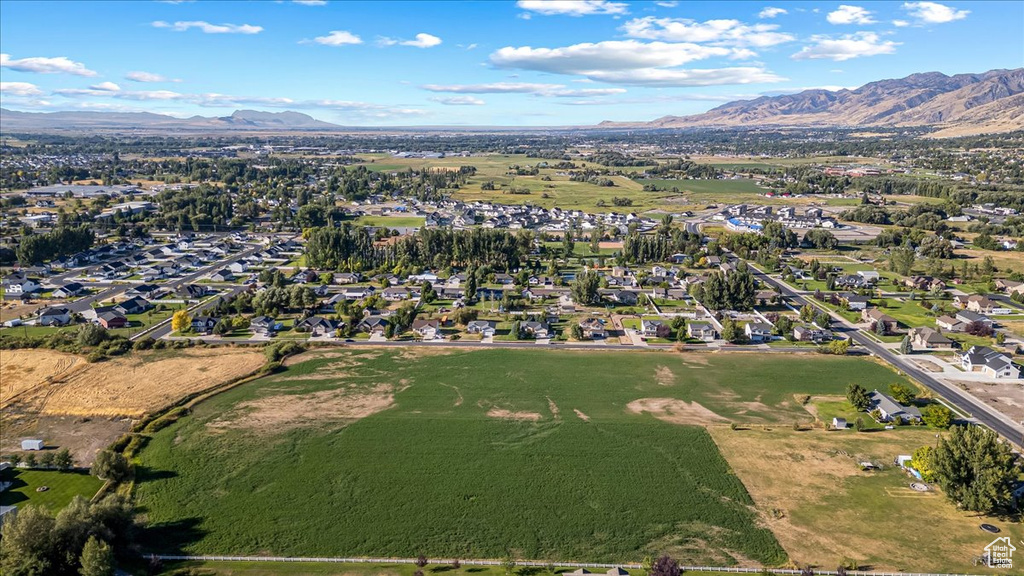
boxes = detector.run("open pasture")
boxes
[134,348,911,565]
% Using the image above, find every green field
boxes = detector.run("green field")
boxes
[0,468,104,511]
[134,349,914,565]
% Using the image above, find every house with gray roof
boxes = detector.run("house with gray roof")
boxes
[958,345,1019,379]
[868,390,922,423]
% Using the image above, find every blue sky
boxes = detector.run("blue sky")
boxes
[1,0,1020,126]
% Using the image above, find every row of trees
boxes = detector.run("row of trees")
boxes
[693,265,757,311]
[15,225,95,265]
[305,226,531,273]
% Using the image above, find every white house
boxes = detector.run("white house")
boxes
[959,346,1020,379]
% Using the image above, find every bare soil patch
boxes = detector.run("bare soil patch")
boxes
[573,409,590,422]
[654,365,676,386]
[486,407,542,422]
[209,383,396,434]
[627,397,728,425]
[546,396,560,418]
[952,379,1024,423]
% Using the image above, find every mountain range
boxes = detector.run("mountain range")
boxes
[601,68,1024,137]
[0,109,341,133]
[2,69,1021,136]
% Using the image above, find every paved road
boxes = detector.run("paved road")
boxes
[747,262,1024,447]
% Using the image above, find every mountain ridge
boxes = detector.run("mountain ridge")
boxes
[601,68,1024,135]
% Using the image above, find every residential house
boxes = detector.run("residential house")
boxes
[955,309,992,327]
[641,319,670,339]
[862,308,897,333]
[578,317,607,339]
[96,311,128,329]
[190,316,218,335]
[744,321,773,343]
[466,320,496,337]
[52,282,85,299]
[842,294,870,311]
[341,286,375,300]
[868,390,922,423]
[333,272,362,284]
[228,260,251,274]
[357,315,389,335]
[296,316,340,337]
[995,279,1024,296]
[608,290,640,306]
[793,325,832,343]
[908,327,955,351]
[958,346,1020,379]
[210,269,234,282]
[249,315,277,336]
[383,286,412,302]
[687,321,717,342]
[1,274,39,295]
[125,283,162,299]
[177,284,209,300]
[36,306,71,326]
[964,295,1012,316]
[521,321,550,339]
[935,315,965,332]
[905,276,946,291]
[115,296,151,316]
[412,319,442,340]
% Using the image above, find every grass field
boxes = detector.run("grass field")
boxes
[0,468,103,511]
[352,215,427,228]
[156,561,746,576]
[134,349,916,566]
[710,426,1024,573]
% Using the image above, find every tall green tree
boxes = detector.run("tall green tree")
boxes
[570,269,601,306]
[930,425,1020,512]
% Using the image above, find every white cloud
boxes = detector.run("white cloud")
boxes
[312,30,363,46]
[293,0,327,5]
[151,20,263,34]
[430,96,486,106]
[516,0,628,16]
[621,17,795,48]
[826,5,876,25]
[0,82,43,96]
[579,67,785,87]
[379,33,442,48]
[0,53,98,76]
[758,7,787,19]
[90,81,121,92]
[125,71,179,83]
[655,1,678,6]
[491,40,734,74]
[792,32,899,61]
[892,19,910,27]
[420,82,626,97]
[902,2,969,24]
[490,40,785,87]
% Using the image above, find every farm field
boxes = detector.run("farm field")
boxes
[0,468,103,511]
[709,426,1024,573]
[1,347,267,463]
[134,348,912,566]
[156,561,740,576]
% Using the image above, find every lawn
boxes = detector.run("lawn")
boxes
[133,349,910,566]
[352,215,427,228]
[0,468,104,511]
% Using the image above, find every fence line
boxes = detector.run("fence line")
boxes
[153,555,991,576]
